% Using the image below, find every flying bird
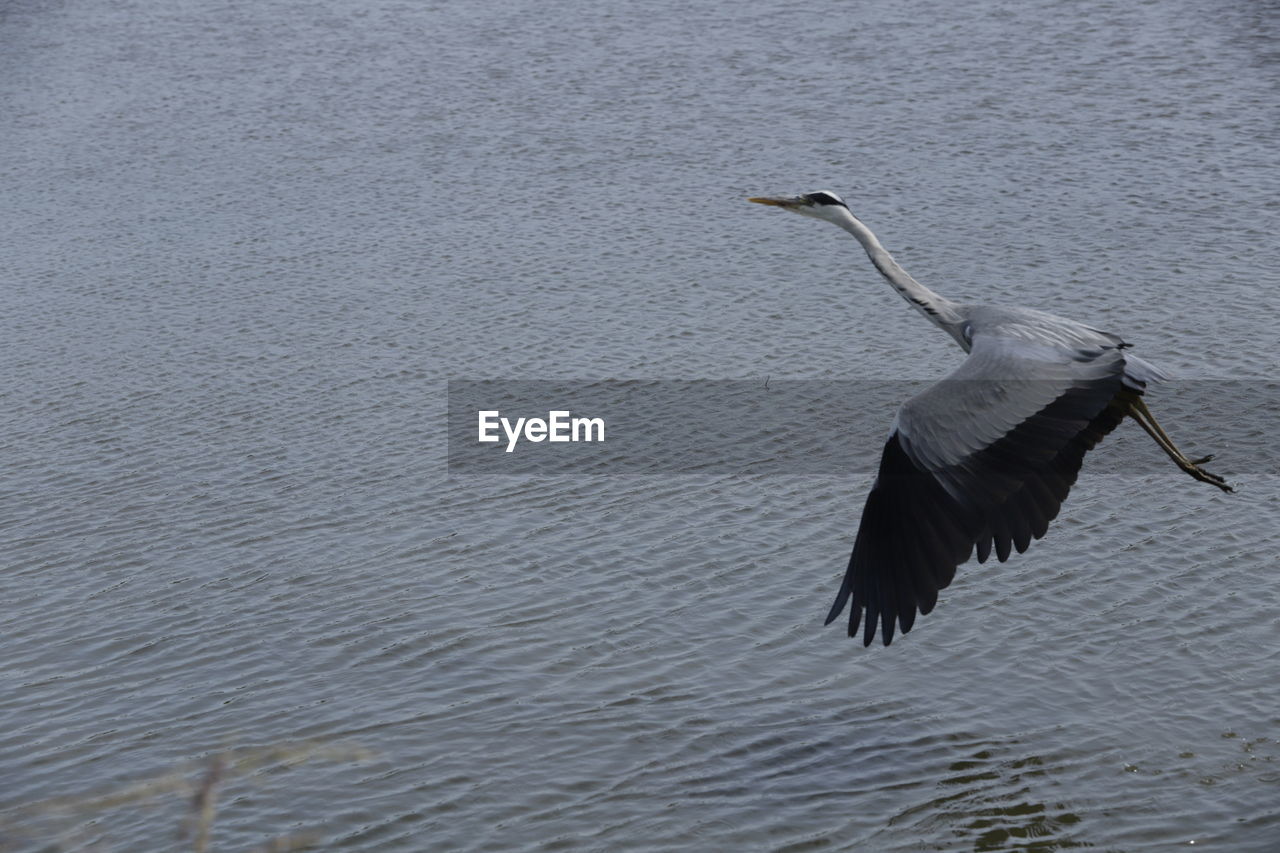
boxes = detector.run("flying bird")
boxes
[749,190,1232,647]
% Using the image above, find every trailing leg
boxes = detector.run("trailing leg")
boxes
[1128,398,1233,493]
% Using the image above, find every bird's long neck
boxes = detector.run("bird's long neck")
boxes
[831,208,967,344]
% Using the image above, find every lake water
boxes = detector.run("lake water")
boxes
[3,0,1279,849]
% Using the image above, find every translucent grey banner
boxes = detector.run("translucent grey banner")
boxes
[447,380,1277,476]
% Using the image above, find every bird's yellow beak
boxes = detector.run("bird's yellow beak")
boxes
[748,196,806,209]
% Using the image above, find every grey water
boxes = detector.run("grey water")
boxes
[3,0,1279,849]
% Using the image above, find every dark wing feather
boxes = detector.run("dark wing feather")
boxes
[826,330,1139,647]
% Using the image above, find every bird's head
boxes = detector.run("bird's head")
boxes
[748,190,850,222]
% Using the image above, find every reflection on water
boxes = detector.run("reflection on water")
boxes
[913,748,1089,851]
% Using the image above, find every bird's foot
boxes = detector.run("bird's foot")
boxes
[1183,459,1233,493]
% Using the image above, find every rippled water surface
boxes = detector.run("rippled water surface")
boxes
[3,0,1279,849]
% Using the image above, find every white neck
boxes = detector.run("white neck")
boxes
[829,207,967,344]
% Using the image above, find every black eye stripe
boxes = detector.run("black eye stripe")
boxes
[805,192,846,207]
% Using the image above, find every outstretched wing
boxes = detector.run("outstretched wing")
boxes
[826,326,1137,646]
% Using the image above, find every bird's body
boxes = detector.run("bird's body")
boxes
[748,190,1231,646]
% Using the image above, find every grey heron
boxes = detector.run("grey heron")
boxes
[749,190,1232,647]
